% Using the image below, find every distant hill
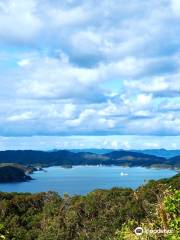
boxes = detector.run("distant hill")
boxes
[104,150,170,167]
[70,149,113,154]
[0,164,32,183]
[167,155,180,167]
[0,150,179,169]
[70,149,180,158]
[134,149,180,159]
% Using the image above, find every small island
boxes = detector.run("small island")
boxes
[0,164,32,183]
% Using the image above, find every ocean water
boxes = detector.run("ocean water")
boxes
[0,166,177,195]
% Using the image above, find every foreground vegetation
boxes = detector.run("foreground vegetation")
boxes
[0,174,179,240]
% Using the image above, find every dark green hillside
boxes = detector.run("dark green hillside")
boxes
[104,150,167,167]
[0,150,178,169]
[0,164,32,182]
[0,174,179,240]
[167,155,180,168]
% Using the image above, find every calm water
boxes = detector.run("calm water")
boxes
[0,166,177,195]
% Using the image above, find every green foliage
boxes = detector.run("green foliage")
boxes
[164,190,180,214]
[113,189,180,240]
[0,174,179,240]
[164,190,180,240]
[0,224,6,240]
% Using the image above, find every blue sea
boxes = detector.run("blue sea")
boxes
[0,166,177,195]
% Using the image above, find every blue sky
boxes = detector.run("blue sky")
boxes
[0,0,180,150]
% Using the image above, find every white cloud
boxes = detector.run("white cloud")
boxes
[71,30,103,57]
[0,135,180,150]
[136,94,152,107]
[124,73,180,96]
[17,59,31,67]
[17,55,106,102]
[161,98,180,111]
[171,0,180,17]
[0,0,179,142]
[47,6,91,27]
[0,0,42,43]
[7,111,33,122]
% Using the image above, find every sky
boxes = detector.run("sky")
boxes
[0,0,180,150]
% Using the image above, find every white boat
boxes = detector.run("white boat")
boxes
[120,172,128,176]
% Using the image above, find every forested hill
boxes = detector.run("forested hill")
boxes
[71,148,180,158]
[0,174,179,240]
[166,155,180,166]
[0,150,179,168]
[0,164,32,182]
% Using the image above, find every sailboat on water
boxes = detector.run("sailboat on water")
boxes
[120,172,128,176]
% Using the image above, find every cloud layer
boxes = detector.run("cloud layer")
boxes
[0,0,180,148]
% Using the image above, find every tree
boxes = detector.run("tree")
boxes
[113,189,180,240]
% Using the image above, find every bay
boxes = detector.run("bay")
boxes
[0,166,177,195]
